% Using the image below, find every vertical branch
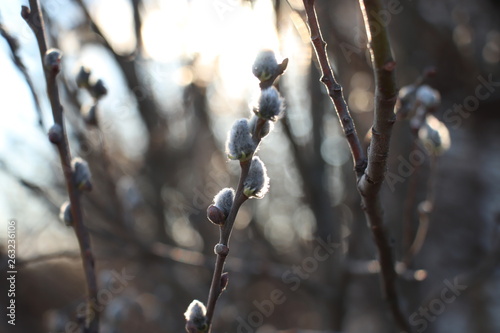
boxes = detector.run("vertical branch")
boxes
[302,0,366,177]
[22,1,99,332]
[204,170,249,328]
[302,0,410,331]
[200,56,288,330]
[357,0,409,332]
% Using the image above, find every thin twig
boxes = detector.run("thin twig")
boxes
[302,0,409,331]
[0,24,44,128]
[22,2,99,332]
[205,118,271,332]
[302,0,366,177]
[205,186,248,328]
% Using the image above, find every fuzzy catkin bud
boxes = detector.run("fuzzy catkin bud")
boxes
[416,85,440,109]
[255,87,284,122]
[252,50,279,82]
[44,48,62,74]
[243,156,269,199]
[226,119,256,161]
[418,114,450,156]
[184,300,207,333]
[249,115,273,139]
[398,84,416,102]
[59,201,73,226]
[71,157,92,192]
[213,188,234,216]
[207,188,235,225]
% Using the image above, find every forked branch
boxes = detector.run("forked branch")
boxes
[302,0,410,331]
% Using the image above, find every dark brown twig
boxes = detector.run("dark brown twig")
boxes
[22,2,99,332]
[301,0,366,177]
[204,114,275,332]
[205,179,249,329]
[356,0,408,331]
[302,0,409,331]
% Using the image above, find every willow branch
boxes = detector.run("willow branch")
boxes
[302,0,366,177]
[22,2,99,332]
[356,0,409,332]
[303,0,409,331]
[204,114,275,332]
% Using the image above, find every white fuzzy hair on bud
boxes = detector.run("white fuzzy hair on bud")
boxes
[252,50,279,82]
[416,85,441,109]
[184,300,207,332]
[213,188,235,217]
[226,119,256,161]
[243,156,269,199]
[255,87,284,122]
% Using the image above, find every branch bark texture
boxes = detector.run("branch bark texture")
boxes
[22,1,99,332]
[302,0,409,331]
[302,0,366,177]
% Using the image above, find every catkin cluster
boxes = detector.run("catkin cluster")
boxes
[186,50,288,332]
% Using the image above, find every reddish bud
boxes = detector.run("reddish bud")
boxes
[207,204,226,225]
[220,272,229,292]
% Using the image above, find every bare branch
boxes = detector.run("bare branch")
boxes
[302,0,366,177]
[302,0,409,331]
[357,0,408,331]
[22,1,99,332]
[202,85,282,333]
